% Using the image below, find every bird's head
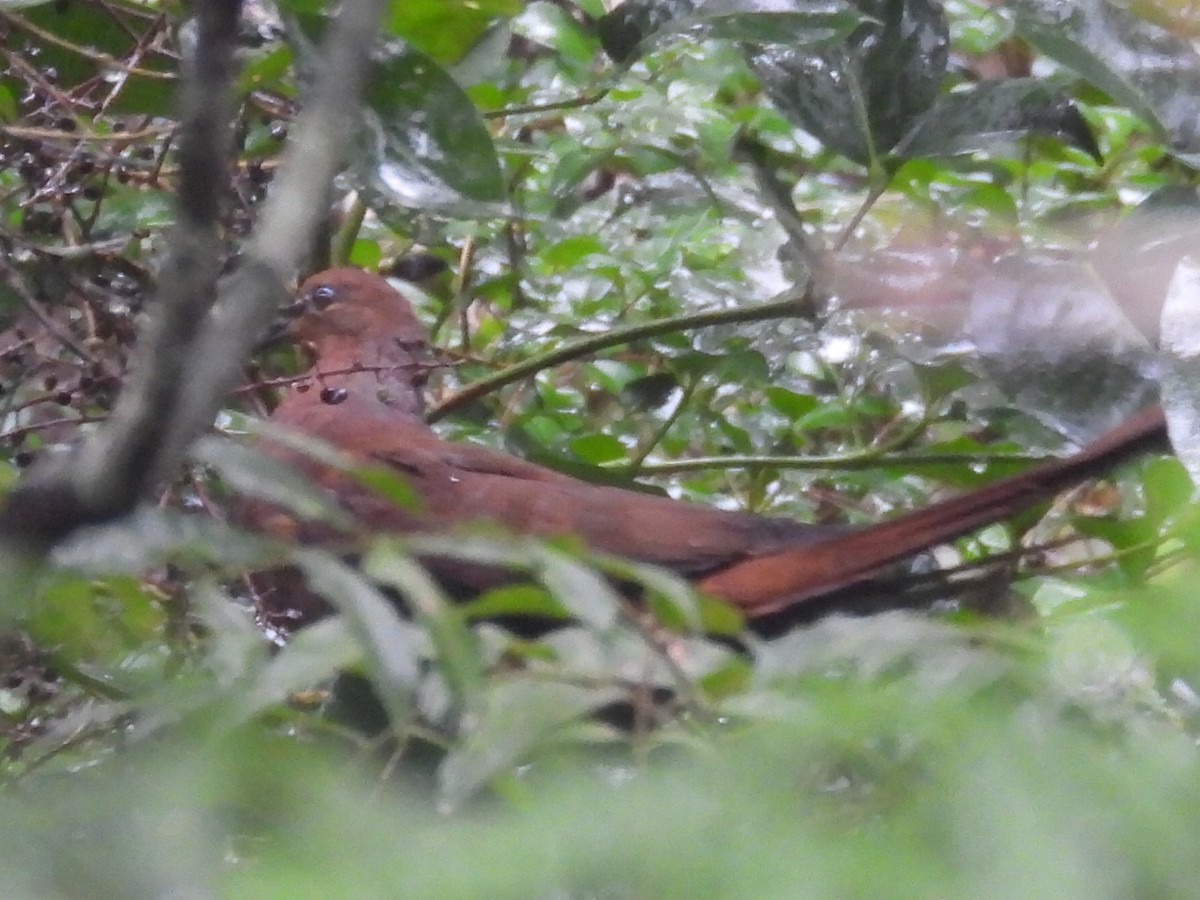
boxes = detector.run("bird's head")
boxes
[276,267,437,416]
[289,267,431,349]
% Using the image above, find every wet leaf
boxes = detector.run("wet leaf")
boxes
[964,254,1156,440]
[599,0,860,65]
[1159,255,1200,487]
[899,77,1101,162]
[360,42,506,212]
[21,2,174,115]
[1092,185,1200,340]
[750,0,948,166]
[515,1,602,66]
[1013,0,1200,161]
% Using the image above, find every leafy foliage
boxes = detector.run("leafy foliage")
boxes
[1,0,1200,895]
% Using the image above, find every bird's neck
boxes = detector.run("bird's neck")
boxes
[285,339,428,419]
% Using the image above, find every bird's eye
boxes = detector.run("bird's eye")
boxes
[309,284,338,310]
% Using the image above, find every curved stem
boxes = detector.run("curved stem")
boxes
[613,449,1056,476]
[329,192,367,267]
[426,295,805,422]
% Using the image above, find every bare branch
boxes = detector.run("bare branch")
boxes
[168,0,391,463]
[0,0,388,555]
[70,0,244,516]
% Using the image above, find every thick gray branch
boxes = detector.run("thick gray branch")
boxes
[0,0,388,555]
[169,0,390,461]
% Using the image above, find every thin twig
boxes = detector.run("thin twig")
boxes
[625,375,698,475]
[482,89,611,119]
[0,8,176,80]
[0,416,105,445]
[0,123,175,145]
[0,262,97,364]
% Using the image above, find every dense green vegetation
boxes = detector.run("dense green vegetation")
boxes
[2,0,1200,894]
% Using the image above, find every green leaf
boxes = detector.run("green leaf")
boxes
[0,84,16,121]
[541,234,607,269]
[516,1,603,66]
[601,556,703,630]
[54,507,277,575]
[360,42,506,211]
[766,386,818,419]
[1013,0,1200,161]
[292,552,423,727]
[226,618,361,726]
[912,359,977,403]
[30,572,169,677]
[438,678,623,809]
[1141,456,1192,527]
[237,44,295,97]
[192,435,353,531]
[750,0,948,166]
[386,0,522,64]
[363,541,486,715]
[459,583,572,621]
[569,432,626,464]
[898,78,1102,162]
[19,2,174,115]
[599,0,861,65]
[533,546,622,630]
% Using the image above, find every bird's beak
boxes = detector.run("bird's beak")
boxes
[253,299,307,353]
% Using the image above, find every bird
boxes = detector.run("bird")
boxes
[243,267,1169,630]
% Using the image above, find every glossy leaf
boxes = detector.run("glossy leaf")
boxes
[515,1,602,66]
[20,2,174,115]
[1012,0,1200,162]
[750,0,948,166]
[360,42,506,212]
[1092,185,1200,341]
[599,0,861,64]
[898,77,1102,162]
[965,254,1156,440]
[1159,255,1200,487]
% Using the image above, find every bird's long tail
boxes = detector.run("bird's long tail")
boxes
[699,406,1170,617]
